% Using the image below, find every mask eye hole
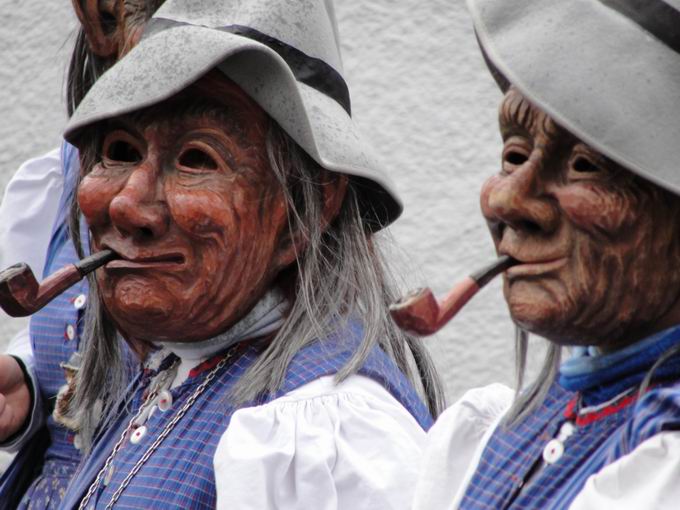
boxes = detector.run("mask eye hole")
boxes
[103,137,143,164]
[178,148,218,170]
[572,156,599,173]
[100,10,117,35]
[504,150,528,166]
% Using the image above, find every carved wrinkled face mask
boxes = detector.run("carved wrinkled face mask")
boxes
[77,76,296,343]
[480,88,680,350]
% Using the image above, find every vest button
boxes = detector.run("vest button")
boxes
[158,390,173,412]
[74,293,87,310]
[542,439,565,464]
[65,324,76,341]
[130,425,147,445]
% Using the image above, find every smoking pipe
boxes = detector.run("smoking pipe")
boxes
[0,250,116,317]
[390,255,518,336]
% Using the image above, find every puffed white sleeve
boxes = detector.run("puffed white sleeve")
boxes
[412,383,514,510]
[214,374,428,510]
[0,147,64,276]
[569,432,680,510]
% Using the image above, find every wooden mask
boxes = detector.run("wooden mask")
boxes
[480,88,680,351]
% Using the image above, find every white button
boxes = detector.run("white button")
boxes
[543,439,565,464]
[73,434,82,450]
[74,294,87,310]
[65,324,76,341]
[558,421,576,441]
[130,425,147,445]
[158,390,173,412]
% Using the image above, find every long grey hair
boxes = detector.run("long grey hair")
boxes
[503,329,561,426]
[67,119,445,450]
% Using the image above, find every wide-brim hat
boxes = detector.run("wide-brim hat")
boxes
[64,0,401,230]
[468,0,680,196]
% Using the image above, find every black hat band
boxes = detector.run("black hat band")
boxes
[143,18,352,116]
[600,0,680,54]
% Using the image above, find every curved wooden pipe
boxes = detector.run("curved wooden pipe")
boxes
[0,250,116,317]
[389,255,518,336]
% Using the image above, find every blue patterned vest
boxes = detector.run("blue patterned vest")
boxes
[27,231,88,475]
[459,325,680,510]
[459,383,627,509]
[62,325,433,509]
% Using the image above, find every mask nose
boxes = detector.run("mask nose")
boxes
[481,155,559,239]
[108,161,169,241]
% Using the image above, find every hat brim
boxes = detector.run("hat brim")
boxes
[468,0,680,195]
[65,25,402,230]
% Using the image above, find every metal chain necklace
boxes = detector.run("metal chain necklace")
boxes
[78,350,234,510]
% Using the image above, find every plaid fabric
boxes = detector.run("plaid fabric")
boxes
[26,142,86,472]
[29,232,87,469]
[459,325,680,510]
[63,324,433,509]
[17,459,77,510]
[604,384,680,463]
[457,380,680,510]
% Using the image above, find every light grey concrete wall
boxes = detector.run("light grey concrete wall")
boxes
[0,1,542,423]
[0,2,78,351]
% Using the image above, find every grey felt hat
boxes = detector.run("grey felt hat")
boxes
[468,0,680,196]
[64,0,401,230]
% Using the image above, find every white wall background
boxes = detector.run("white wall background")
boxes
[0,2,546,439]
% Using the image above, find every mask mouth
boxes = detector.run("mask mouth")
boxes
[504,257,567,280]
[101,247,186,271]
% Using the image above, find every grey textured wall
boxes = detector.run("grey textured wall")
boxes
[0,1,543,418]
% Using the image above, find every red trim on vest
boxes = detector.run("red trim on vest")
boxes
[576,394,638,426]
[564,398,578,419]
[188,354,226,378]
[187,336,273,378]
[563,388,652,426]
[187,341,255,378]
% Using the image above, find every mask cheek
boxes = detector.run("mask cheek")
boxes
[77,175,117,227]
[167,192,231,238]
[556,184,637,236]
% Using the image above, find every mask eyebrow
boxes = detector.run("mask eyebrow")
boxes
[104,116,144,139]
[499,91,561,142]
[499,92,535,131]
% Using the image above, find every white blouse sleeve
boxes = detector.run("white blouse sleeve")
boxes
[0,147,63,277]
[412,383,514,510]
[214,374,428,510]
[569,432,680,510]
